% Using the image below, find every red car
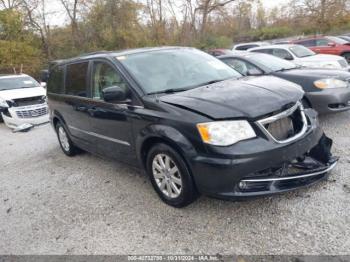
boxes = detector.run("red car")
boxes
[293,36,350,63]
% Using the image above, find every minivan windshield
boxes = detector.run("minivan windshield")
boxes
[118,48,242,94]
[246,53,298,72]
[289,45,315,58]
[0,76,39,91]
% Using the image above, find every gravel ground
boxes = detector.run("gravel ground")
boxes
[0,112,349,255]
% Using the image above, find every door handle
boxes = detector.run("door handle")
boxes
[76,105,86,111]
[88,107,97,114]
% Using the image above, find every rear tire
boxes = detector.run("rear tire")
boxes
[0,114,3,123]
[55,122,79,156]
[146,143,199,207]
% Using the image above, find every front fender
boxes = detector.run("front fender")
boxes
[135,124,198,166]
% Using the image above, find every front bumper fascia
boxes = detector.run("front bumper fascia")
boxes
[1,105,50,129]
[188,109,337,199]
[306,87,350,114]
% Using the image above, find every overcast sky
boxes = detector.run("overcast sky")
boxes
[47,0,290,26]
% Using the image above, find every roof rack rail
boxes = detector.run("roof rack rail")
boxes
[78,50,111,57]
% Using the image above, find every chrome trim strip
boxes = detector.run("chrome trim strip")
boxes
[241,161,337,182]
[256,102,308,144]
[68,125,131,146]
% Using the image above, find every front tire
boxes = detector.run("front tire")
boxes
[55,122,79,156]
[146,143,198,207]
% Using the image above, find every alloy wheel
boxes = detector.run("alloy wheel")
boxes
[58,126,70,152]
[152,153,182,198]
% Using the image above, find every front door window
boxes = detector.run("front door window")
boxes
[92,62,130,100]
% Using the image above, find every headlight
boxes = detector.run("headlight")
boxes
[0,98,9,108]
[197,120,256,146]
[302,61,341,69]
[314,78,348,89]
[319,62,341,69]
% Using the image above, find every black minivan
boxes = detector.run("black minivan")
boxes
[48,47,337,207]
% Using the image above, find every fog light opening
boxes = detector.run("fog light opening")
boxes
[238,181,248,190]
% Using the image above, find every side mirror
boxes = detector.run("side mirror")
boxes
[0,106,8,112]
[40,82,47,88]
[102,86,127,102]
[284,56,294,61]
[328,42,336,47]
[247,69,263,76]
[0,101,9,112]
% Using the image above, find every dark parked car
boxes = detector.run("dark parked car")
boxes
[47,47,337,207]
[219,52,350,114]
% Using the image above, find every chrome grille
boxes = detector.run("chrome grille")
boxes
[256,102,308,144]
[266,116,294,140]
[16,106,48,119]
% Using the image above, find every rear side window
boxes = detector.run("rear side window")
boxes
[316,38,330,46]
[296,39,316,47]
[251,49,272,54]
[65,62,89,97]
[48,66,64,94]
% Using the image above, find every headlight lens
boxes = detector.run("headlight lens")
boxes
[314,78,348,89]
[197,120,256,146]
[0,98,9,108]
[320,62,341,69]
[302,61,341,69]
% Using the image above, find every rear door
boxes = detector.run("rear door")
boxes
[87,59,137,162]
[60,61,94,148]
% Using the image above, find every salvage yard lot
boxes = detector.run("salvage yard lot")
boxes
[0,112,349,255]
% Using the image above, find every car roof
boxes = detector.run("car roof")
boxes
[0,74,30,79]
[294,36,326,41]
[249,44,299,50]
[234,41,269,47]
[51,46,192,66]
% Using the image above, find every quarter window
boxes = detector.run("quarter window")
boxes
[65,62,89,97]
[296,39,316,47]
[92,62,130,100]
[48,66,64,94]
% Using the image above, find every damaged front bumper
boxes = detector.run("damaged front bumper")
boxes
[190,108,338,199]
[235,144,338,197]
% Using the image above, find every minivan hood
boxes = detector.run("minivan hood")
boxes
[0,86,46,101]
[299,54,343,62]
[160,76,304,119]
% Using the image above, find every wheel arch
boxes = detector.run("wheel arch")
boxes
[137,125,198,169]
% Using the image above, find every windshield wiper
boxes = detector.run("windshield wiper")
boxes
[147,88,190,95]
[147,79,229,95]
[275,67,294,72]
[197,79,225,87]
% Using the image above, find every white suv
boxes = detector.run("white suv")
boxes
[249,44,350,71]
[0,74,49,129]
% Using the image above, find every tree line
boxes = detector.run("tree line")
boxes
[0,0,350,76]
